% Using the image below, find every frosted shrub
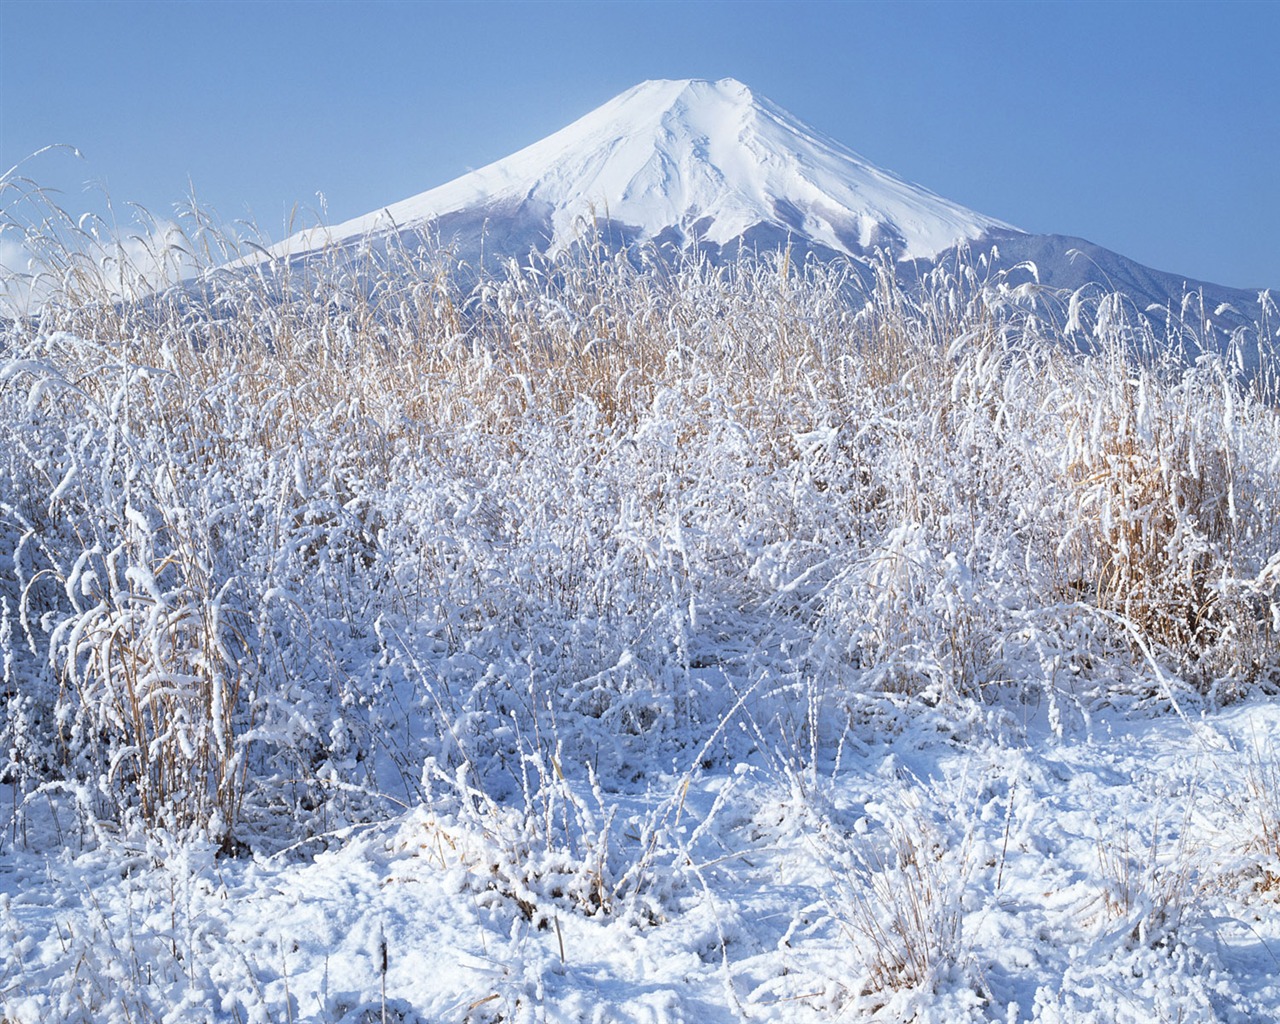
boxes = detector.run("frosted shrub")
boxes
[1053,298,1280,692]
[2,178,1279,853]
[0,347,391,848]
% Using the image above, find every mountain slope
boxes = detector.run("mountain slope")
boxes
[282,78,1016,265]
[271,77,1271,342]
[958,229,1272,341]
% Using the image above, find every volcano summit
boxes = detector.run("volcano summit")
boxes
[276,78,1268,332]
[284,78,1014,265]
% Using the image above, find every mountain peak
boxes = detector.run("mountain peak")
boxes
[620,76,752,96]
[289,79,1018,263]
[613,77,756,110]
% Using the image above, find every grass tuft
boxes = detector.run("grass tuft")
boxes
[1,176,1279,855]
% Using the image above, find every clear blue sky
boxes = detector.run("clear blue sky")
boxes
[2,0,1277,288]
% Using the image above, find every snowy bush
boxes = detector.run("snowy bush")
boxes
[2,178,1279,860]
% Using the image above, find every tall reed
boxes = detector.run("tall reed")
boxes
[2,174,1278,851]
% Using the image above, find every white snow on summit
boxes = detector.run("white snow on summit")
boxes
[292,78,1018,261]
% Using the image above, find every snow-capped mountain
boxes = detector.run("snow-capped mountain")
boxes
[283,78,1014,265]
[276,78,1269,336]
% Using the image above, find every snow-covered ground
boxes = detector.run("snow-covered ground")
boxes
[2,224,1279,1022]
[5,698,1280,1023]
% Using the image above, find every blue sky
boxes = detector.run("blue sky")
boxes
[2,0,1277,288]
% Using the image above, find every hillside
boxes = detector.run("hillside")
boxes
[264,77,1273,349]
[276,78,1011,267]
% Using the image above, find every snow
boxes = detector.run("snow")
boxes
[4,702,1280,1022]
[5,203,1280,1021]
[276,78,1019,264]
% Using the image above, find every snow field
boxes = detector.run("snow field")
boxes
[4,709,1280,1022]
[2,195,1280,1020]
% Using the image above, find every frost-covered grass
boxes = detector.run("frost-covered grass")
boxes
[3,182,1280,1021]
